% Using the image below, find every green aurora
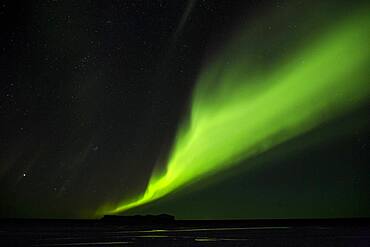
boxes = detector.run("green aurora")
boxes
[100,7,370,216]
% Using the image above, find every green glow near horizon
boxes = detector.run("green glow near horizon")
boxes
[100,10,370,216]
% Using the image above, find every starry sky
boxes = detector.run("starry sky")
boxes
[0,0,369,219]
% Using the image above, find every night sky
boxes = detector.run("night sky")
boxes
[1,0,369,219]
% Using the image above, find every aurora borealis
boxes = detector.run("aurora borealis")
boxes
[105,5,370,215]
[1,0,369,219]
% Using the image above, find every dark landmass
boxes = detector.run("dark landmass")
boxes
[1,215,369,227]
[0,216,369,246]
[102,213,175,224]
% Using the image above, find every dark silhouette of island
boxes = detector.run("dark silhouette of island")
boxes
[101,214,175,224]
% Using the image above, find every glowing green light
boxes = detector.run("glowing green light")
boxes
[101,9,370,215]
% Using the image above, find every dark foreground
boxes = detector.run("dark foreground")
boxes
[1,218,369,246]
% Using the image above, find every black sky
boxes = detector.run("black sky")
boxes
[0,0,369,219]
